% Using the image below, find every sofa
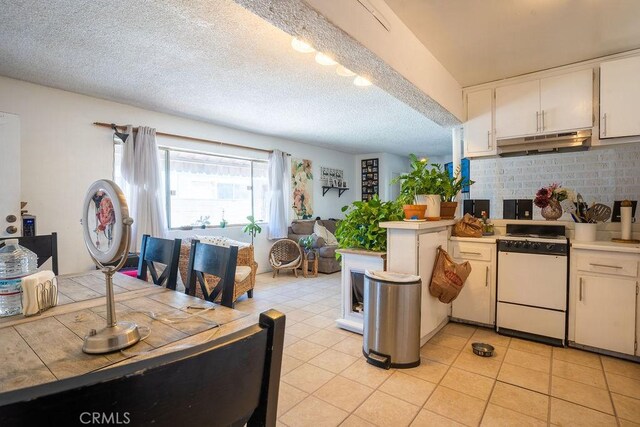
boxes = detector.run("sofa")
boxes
[288,219,341,274]
[178,236,258,304]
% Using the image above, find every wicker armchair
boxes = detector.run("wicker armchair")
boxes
[269,239,302,278]
[179,237,257,303]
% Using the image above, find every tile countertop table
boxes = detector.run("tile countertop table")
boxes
[0,270,251,393]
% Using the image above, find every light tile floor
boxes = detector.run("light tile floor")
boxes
[233,272,640,427]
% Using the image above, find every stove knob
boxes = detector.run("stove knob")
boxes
[515,241,523,248]
[546,244,555,251]
[531,242,540,250]
[523,241,531,249]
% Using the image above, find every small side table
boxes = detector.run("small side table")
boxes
[302,251,319,278]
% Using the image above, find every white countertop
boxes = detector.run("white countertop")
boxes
[571,240,640,254]
[379,220,456,230]
[450,235,499,243]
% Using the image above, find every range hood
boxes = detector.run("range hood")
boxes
[497,130,591,157]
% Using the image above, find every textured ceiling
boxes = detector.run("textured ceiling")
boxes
[0,0,454,157]
[385,0,640,87]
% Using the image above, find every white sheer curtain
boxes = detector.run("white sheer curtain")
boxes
[119,125,136,230]
[267,150,289,239]
[131,127,167,250]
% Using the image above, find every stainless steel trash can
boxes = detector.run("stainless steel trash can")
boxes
[363,270,421,369]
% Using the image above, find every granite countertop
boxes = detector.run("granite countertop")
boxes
[570,240,640,254]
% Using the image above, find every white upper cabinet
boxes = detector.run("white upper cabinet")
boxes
[540,69,593,133]
[495,69,593,139]
[600,56,640,138]
[495,80,539,138]
[463,89,495,157]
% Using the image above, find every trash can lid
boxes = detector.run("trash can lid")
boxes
[365,270,421,283]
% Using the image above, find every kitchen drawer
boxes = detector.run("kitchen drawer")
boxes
[450,241,494,262]
[576,256,638,278]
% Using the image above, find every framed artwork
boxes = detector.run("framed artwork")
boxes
[361,158,379,201]
[320,167,344,187]
[291,158,313,219]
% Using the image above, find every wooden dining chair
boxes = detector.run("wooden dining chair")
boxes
[0,309,286,427]
[0,232,59,275]
[185,239,238,308]
[137,234,182,290]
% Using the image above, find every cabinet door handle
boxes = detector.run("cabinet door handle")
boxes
[487,131,491,149]
[460,251,482,256]
[590,263,622,269]
[541,110,545,131]
[536,111,540,132]
[485,266,489,287]
[602,113,607,136]
[579,277,583,301]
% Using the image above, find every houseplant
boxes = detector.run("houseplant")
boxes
[242,215,262,245]
[392,154,445,220]
[440,165,475,219]
[194,215,211,229]
[335,195,403,254]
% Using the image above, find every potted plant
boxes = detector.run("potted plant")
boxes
[392,154,445,220]
[242,215,262,245]
[440,165,475,219]
[335,195,404,254]
[219,209,228,228]
[194,215,211,229]
[298,234,316,260]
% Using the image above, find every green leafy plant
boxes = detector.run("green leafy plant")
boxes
[298,235,314,251]
[440,165,475,202]
[193,215,211,229]
[335,195,403,255]
[242,215,262,245]
[392,154,446,205]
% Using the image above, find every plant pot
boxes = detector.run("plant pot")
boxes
[403,204,427,220]
[440,201,458,220]
[424,195,441,221]
[574,222,597,241]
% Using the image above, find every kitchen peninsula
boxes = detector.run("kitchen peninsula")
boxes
[380,220,456,345]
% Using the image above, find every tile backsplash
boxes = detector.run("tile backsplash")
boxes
[469,142,640,219]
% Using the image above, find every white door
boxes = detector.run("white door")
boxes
[0,112,20,238]
[495,80,540,138]
[575,275,637,355]
[540,69,593,133]
[600,56,640,138]
[464,89,495,157]
[452,259,491,324]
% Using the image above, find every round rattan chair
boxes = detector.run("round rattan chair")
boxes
[269,239,303,278]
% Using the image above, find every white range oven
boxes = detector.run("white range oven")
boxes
[496,224,569,346]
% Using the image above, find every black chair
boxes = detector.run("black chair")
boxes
[0,233,58,275]
[186,239,238,308]
[0,309,285,427]
[137,234,181,290]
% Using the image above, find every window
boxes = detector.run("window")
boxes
[114,145,267,228]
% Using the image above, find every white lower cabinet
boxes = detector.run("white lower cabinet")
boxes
[449,240,496,326]
[574,274,636,355]
[570,248,639,356]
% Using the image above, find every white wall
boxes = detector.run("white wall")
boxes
[353,153,411,203]
[469,143,640,219]
[0,76,357,274]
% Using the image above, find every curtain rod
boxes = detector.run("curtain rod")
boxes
[93,122,290,156]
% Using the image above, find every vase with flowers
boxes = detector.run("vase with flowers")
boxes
[534,184,572,220]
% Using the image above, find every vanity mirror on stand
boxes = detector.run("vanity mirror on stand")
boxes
[81,179,140,354]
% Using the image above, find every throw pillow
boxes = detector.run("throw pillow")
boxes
[313,221,329,241]
[314,221,338,245]
[325,229,338,246]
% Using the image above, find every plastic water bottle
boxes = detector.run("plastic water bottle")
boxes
[0,239,38,317]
